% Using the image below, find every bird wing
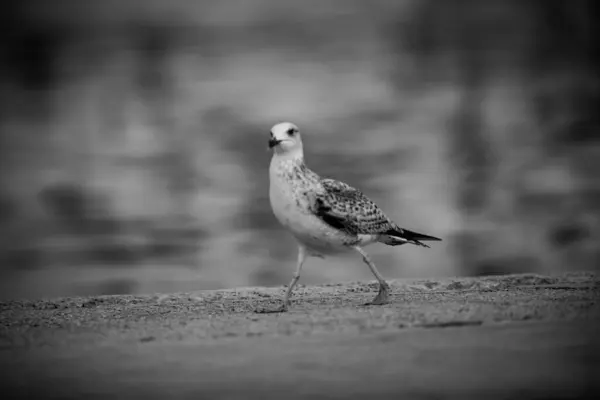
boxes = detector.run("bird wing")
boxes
[310,178,395,235]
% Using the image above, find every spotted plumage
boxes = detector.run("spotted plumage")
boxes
[259,122,442,313]
[315,178,394,235]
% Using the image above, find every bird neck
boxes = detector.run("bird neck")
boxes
[270,149,309,180]
[272,148,305,164]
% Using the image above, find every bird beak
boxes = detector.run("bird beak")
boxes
[268,138,281,149]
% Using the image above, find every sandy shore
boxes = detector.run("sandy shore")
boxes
[1,271,598,399]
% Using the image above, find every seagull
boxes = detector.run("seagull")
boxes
[261,122,441,313]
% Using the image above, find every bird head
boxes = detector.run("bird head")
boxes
[268,122,303,156]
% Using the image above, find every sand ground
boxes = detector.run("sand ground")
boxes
[1,271,599,399]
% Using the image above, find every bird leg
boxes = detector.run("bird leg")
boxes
[254,245,307,313]
[353,246,390,306]
[282,245,307,309]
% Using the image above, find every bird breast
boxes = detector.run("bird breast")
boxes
[269,162,317,230]
[269,159,362,253]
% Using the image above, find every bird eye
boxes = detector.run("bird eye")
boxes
[287,128,296,136]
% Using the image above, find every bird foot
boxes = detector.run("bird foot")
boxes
[253,301,289,314]
[364,284,390,306]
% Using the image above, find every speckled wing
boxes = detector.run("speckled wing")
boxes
[311,178,395,235]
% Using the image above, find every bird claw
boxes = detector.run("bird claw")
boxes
[253,302,289,314]
[364,298,388,306]
[364,285,390,306]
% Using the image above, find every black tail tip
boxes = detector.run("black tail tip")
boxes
[399,228,442,242]
[384,228,442,247]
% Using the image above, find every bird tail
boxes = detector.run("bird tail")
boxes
[380,227,442,248]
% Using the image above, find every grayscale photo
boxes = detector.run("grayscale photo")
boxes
[0,0,598,399]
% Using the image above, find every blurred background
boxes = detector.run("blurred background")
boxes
[0,0,598,300]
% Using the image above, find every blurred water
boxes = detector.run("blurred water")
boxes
[0,0,598,299]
